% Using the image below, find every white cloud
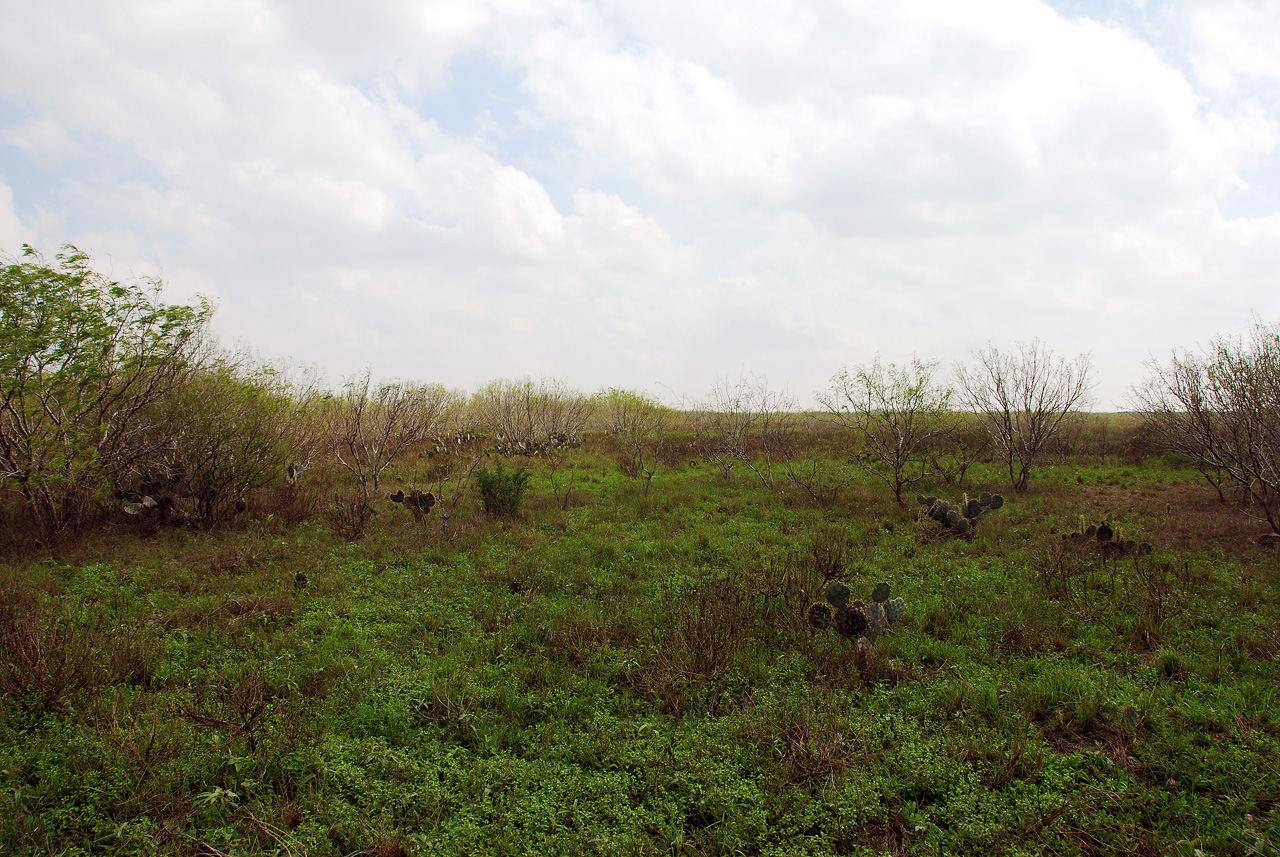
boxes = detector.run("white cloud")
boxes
[1,0,1279,407]
[0,180,34,253]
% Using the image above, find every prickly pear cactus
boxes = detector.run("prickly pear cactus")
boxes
[808,602,834,629]
[825,580,852,609]
[1121,704,1141,737]
[864,601,888,638]
[809,579,905,641]
[833,604,869,638]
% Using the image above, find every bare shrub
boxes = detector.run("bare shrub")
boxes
[955,340,1093,492]
[1134,317,1280,532]
[782,417,850,506]
[638,579,751,716]
[0,588,100,713]
[329,369,458,499]
[925,412,991,488]
[471,376,591,451]
[326,492,376,540]
[471,377,591,504]
[698,372,796,489]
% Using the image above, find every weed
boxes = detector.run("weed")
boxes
[327,492,376,539]
[475,461,532,517]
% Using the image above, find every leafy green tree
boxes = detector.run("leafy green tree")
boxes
[820,355,953,505]
[144,355,322,525]
[0,246,208,538]
[594,387,669,492]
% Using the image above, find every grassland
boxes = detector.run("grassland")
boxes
[2,427,1278,856]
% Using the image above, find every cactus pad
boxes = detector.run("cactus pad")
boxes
[807,602,834,629]
[834,604,869,638]
[865,601,888,638]
[1121,704,1141,736]
[885,597,906,623]
[824,580,852,608]
[872,582,891,603]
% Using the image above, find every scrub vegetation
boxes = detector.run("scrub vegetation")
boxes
[3,248,1279,856]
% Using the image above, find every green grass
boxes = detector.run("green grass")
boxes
[2,450,1279,856]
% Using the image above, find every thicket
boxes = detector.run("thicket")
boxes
[0,246,209,539]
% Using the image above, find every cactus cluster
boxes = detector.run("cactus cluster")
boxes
[808,579,906,641]
[917,491,1003,537]
[115,463,247,524]
[489,432,584,458]
[1063,514,1151,557]
[390,488,436,521]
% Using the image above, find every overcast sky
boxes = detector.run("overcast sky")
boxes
[2,0,1279,408]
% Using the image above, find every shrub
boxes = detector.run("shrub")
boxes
[475,461,532,517]
[328,369,459,499]
[135,358,310,526]
[1134,316,1280,533]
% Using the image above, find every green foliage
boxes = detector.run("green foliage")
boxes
[593,387,670,494]
[1,423,1278,857]
[0,245,209,538]
[475,461,532,517]
[820,355,954,504]
[140,361,305,525]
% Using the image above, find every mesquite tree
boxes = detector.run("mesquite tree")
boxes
[819,355,953,505]
[329,369,458,499]
[0,246,208,539]
[699,372,795,490]
[954,340,1093,492]
[1134,317,1280,533]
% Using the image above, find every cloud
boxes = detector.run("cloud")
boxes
[0,179,33,253]
[1,0,1279,408]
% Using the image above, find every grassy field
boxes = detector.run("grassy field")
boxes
[2,431,1279,856]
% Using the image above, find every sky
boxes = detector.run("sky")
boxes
[2,0,1279,409]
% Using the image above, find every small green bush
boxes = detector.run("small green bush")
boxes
[475,461,532,517]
